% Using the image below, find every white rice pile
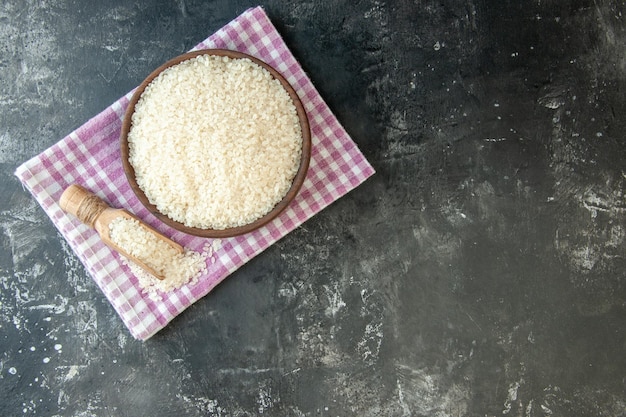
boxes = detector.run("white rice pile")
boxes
[127,54,303,230]
[109,217,208,298]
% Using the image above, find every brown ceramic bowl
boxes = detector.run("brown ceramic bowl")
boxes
[120,49,311,238]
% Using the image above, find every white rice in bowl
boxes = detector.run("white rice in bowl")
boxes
[127,54,303,230]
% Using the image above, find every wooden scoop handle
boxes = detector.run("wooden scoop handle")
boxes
[59,184,110,228]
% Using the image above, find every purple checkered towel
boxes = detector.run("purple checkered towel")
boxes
[14,6,375,340]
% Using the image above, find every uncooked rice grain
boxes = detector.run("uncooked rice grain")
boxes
[109,217,208,297]
[128,54,303,230]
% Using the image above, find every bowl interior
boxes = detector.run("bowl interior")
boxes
[120,49,311,238]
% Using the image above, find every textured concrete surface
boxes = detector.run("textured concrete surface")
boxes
[1,0,625,416]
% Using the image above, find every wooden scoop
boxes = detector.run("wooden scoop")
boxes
[59,184,184,280]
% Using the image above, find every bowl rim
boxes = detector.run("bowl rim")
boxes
[120,49,311,238]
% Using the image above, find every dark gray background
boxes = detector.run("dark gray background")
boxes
[1,0,625,416]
